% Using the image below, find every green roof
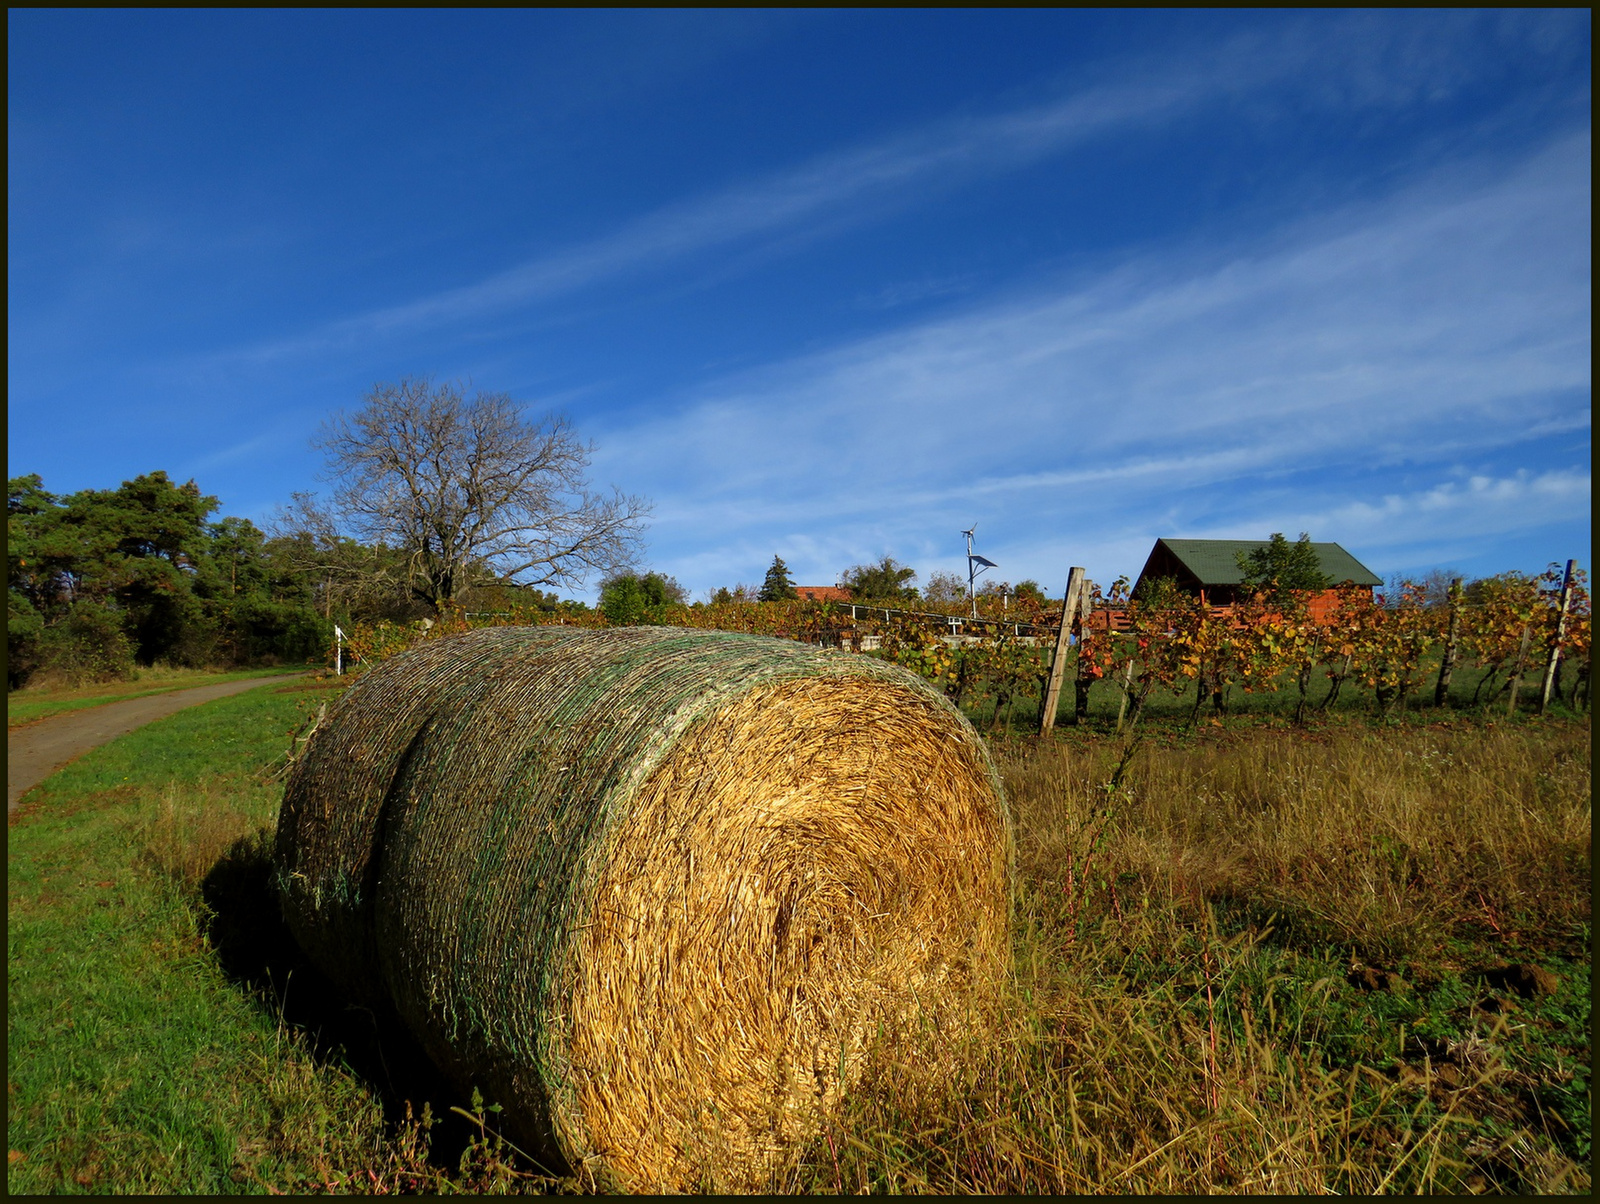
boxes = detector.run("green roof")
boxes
[1153,539,1382,587]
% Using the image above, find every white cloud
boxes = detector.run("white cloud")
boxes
[1151,468,1591,584]
[210,11,1585,367]
[183,431,291,474]
[593,130,1589,592]
[1289,469,1591,548]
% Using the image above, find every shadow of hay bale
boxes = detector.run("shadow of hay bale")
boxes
[275,626,1013,1192]
[199,833,516,1174]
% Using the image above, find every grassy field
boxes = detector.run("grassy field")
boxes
[7,665,315,729]
[7,675,1590,1194]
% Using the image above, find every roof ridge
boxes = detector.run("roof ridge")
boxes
[1139,537,1382,587]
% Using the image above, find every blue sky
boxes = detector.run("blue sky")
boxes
[8,10,1591,599]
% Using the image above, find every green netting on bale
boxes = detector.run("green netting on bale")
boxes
[274,625,1011,1190]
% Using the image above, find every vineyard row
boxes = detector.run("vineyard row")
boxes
[338,564,1591,727]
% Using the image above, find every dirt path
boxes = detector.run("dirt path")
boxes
[7,675,308,814]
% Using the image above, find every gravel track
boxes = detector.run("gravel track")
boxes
[7,675,307,814]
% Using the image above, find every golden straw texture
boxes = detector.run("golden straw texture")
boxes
[275,626,1010,1190]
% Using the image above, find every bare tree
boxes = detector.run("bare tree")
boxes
[922,571,968,606]
[314,378,650,612]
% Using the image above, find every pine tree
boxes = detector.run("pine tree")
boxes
[759,555,797,602]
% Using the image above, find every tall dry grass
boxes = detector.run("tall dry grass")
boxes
[141,779,272,894]
[1008,723,1591,964]
[115,719,1592,1194]
[774,720,1591,1195]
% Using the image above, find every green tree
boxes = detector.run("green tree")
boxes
[759,556,798,602]
[265,491,421,623]
[842,555,918,601]
[63,472,219,665]
[9,475,64,683]
[1236,532,1328,606]
[7,590,46,688]
[192,516,329,664]
[8,474,59,587]
[600,571,686,625]
[8,471,335,683]
[7,472,217,677]
[34,603,136,684]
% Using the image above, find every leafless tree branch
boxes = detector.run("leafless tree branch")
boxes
[312,378,650,611]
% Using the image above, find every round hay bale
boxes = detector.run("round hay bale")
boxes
[275,626,1011,1191]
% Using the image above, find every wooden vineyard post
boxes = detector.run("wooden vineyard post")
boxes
[1114,658,1136,733]
[1539,559,1576,714]
[1039,567,1085,737]
[1072,585,1095,723]
[1506,623,1532,717]
[1433,577,1463,707]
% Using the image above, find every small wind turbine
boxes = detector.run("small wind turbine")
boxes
[963,526,997,619]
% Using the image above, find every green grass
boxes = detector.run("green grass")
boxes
[7,665,315,729]
[7,678,1590,1194]
[6,683,416,1194]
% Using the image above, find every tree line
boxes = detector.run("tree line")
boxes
[687,554,1047,608]
[12,377,1587,723]
[10,471,369,688]
[10,375,1053,687]
[8,378,649,689]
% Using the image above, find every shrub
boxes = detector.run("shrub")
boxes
[35,603,136,685]
[599,571,686,625]
[8,588,46,688]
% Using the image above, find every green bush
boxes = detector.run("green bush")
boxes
[221,595,328,665]
[600,572,685,625]
[8,589,46,688]
[36,603,137,684]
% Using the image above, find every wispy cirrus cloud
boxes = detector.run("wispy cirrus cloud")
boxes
[218,9,1585,366]
[592,127,1589,590]
[1280,468,1592,556]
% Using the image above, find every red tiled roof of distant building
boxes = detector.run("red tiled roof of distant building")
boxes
[795,585,853,602]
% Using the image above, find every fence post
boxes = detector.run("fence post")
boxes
[1539,559,1576,714]
[1114,658,1136,733]
[1506,623,1531,716]
[1039,567,1085,737]
[1073,586,1095,723]
[1433,577,1463,707]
